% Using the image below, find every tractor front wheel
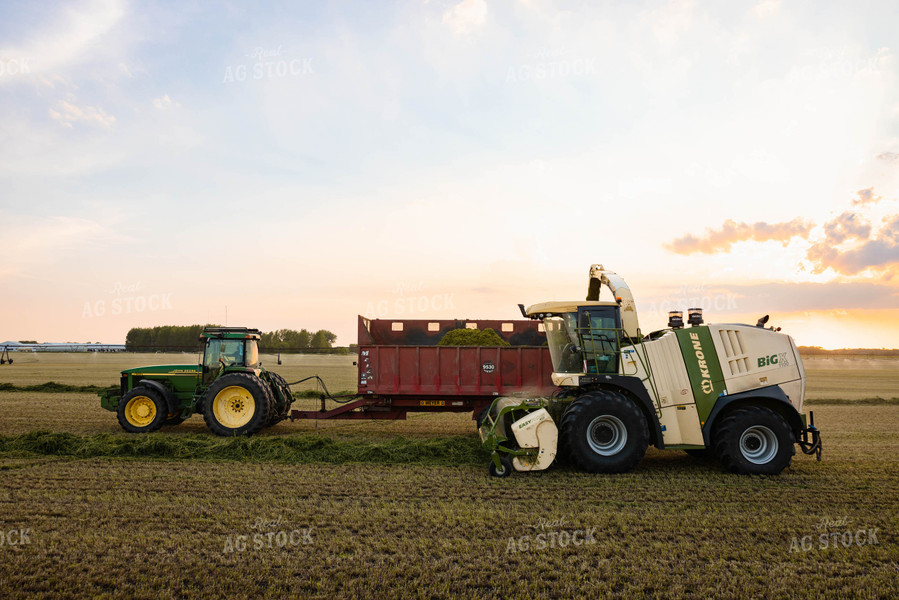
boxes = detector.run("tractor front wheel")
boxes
[202,373,273,436]
[117,387,167,433]
[560,390,649,474]
[713,406,795,474]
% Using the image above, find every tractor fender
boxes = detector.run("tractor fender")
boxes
[701,385,804,446]
[138,379,179,415]
[577,374,666,449]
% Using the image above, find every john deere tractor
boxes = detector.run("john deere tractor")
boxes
[99,327,294,436]
[480,265,822,476]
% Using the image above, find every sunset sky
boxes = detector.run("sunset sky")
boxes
[1,0,897,349]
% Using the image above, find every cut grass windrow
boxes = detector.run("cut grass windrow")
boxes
[0,431,488,466]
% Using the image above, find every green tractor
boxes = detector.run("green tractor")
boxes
[98,327,294,436]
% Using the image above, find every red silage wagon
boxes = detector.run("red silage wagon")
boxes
[289,316,556,421]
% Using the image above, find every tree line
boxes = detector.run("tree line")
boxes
[125,325,347,353]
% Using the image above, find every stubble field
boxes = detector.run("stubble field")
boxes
[0,353,896,599]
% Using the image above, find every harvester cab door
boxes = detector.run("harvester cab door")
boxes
[577,306,621,375]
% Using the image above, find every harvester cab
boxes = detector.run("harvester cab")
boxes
[481,264,822,477]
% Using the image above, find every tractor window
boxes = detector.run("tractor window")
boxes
[577,307,620,374]
[245,340,260,368]
[204,339,246,369]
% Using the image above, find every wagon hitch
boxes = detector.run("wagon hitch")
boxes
[798,410,822,461]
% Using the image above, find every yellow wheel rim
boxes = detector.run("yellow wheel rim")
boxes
[124,395,157,427]
[212,386,256,429]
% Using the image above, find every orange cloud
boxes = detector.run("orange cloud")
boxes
[807,214,899,275]
[851,187,882,206]
[665,218,812,254]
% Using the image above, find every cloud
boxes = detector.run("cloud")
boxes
[723,281,899,311]
[822,212,871,244]
[807,215,899,275]
[665,218,813,254]
[851,187,881,206]
[442,0,488,35]
[152,94,177,110]
[876,151,899,162]
[48,100,115,128]
[752,0,782,18]
[0,0,126,81]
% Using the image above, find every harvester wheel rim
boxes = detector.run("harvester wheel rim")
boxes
[739,425,778,465]
[212,386,256,428]
[124,395,158,427]
[587,415,627,456]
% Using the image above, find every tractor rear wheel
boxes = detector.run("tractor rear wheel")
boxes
[713,406,795,474]
[560,390,649,473]
[265,372,292,427]
[202,373,273,436]
[117,386,167,433]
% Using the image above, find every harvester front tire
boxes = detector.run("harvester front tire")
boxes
[561,391,649,474]
[489,456,514,478]
[117,387,167,434]
[202,373,273,437]
[713,406,794,475]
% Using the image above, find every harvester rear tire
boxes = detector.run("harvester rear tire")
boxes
[117,386,167,434]
[202,373,273,436]
[713,406,794,475]
[561,390,649,474]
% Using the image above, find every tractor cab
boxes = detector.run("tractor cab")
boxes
[199,328,262,384]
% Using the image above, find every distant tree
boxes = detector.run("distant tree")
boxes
[18,340,37,344]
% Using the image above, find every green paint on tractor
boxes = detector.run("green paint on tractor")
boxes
[675,326,726,422]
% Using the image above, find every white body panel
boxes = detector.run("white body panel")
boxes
[707,325,805,412]
[510,408,558,471]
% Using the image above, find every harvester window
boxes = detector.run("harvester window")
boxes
[578,308,620,375]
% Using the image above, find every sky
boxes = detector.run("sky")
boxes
[0,0,897,349]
